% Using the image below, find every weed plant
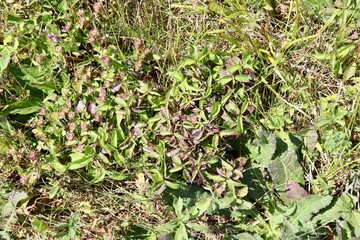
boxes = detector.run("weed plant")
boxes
[0,0,359,239]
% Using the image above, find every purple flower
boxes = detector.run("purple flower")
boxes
[62,25,71,33]
[47,33,58,43]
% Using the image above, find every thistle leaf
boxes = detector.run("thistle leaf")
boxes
[268,150,304,192]
[286,195,333,233]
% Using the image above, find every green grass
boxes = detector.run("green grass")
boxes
[1,0,360,239]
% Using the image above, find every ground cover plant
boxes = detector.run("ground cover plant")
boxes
[0,0,359,239]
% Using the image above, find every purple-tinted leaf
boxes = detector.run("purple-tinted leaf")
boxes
[86,101,96,115]
[166,148,181,158]
[76,100,86,113]
[216,168,226,178]
[111,82,121,92]
[206,124,220,134]
[214,182,226,196]
[190,129,203,141]
[245,69,256,79]
[285,180,308,202]
[196,172,205,185]
[235,157,247,170]
[243,104,255,116]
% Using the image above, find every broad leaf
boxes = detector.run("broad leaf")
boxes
[285,181,308,202]
[286,195,333,233]
[312,194,354,227]
[9,191,28,207]
[251,130,276,165]
[0,53,11,74]
[224,233,262,240]
[48,154,67,172]
[189,197,212,219]
[268,150,304,192]
[68,152,93,170]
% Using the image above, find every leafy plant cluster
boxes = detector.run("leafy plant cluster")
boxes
[1,0,359,239]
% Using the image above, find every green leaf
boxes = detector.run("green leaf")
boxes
[150,169,163,184]
[8,97,42,115]
[217,76,233,85]
[156,220,178,232]
[268,150,304,192]
[167,70,184,82]
[179,58,196,68]
[173,197,184,217]
[189,45,197,60]
[250,130,276,165]
[48,154,67,172]
[165,180,181,189]
[298,128,318,152]
[68,153,93,170]
[0,53,11,74]
[343,62,357,81]
[312,194,354,227]
[225,101,239,115]
[58,0,68,12]
[343,211,360,237]
[189,197,212,219]
[32,220,48,233]
[286,195,333,233]
[315,118,331,127]
[211,101,221,118]
[205,173,225,182]
[106,171,129,181]
[235,74,251,82]
[224,232,262,240]
[175,223,188,240]
[88,169,106,184]
[113,150,125,166]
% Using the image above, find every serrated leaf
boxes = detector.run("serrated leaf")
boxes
[268,150,304,192]
[312,194,354,227]
[252,130,276,165]
[286,195,333,233]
